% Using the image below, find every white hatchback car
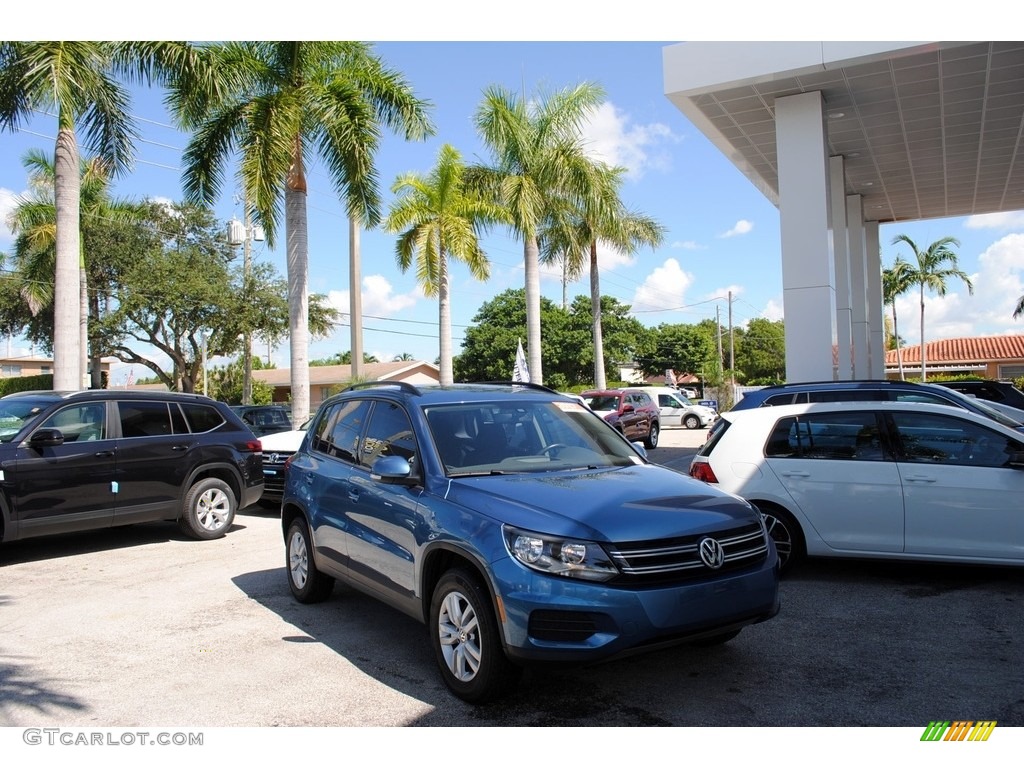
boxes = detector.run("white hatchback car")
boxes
[688,401,1024,573]
[626,387,717,430]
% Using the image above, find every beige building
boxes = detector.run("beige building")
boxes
[0,356,113,382]
[253,360,440,409]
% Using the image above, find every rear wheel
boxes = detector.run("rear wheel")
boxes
[430,568,521,702]
[644,422,660,449]
[286,518,334,603]
[179,478,236,540]
[755,502,805,575]
[683,414,701,430]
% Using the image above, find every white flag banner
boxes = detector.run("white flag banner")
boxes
[512,338,531,383]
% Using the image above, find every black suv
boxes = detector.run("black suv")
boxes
[0,390,264,545]
[932,379,1024,411]
[230,404,293,437]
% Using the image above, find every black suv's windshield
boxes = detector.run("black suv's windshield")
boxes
[0,397,57,442]
[424,400,642,475]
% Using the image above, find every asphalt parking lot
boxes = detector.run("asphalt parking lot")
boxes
[2,425,1022,728]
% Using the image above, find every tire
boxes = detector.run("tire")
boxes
[756,502,805,575]
[683,414,701,430]
[179,477,236,540]
[286,517,334,603]
[643,421,660,449]
[430,567,521,703]
[689,629,742,647]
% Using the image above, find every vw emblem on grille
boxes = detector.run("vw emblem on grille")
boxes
[699,537,725,569]
[268,453,280,464]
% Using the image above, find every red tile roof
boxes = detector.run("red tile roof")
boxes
[885,334,1024,365]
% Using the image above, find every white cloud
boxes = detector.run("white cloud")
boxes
[630,258,695,313]
[964,211,1024,230]
[581,101,679,180]
[762,298,784,321]
[719,220,753,238]
[671,240,705,250]
[326,274,419,320]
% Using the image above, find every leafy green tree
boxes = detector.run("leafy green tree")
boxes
[540,161,665,389]
[384,144,507,385]
[891,234,974,381]
[472,82,606,384]
[169,41,433,423]
[310,351,380,366]
[6,150,148,387]
[95,201,337,392]
[734,318,786,384]
[636,322,720,382]
[207,356,275,404]
[0,41,202,389]
[882,256,914,380]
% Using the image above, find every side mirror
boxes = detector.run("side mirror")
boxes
[621,404,635,414]
[30,428,65,448]
[371,455,418,485]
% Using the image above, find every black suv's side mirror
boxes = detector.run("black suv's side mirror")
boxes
[29,428,65,448]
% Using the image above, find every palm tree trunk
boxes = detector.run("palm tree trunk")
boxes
[589,240,606,390]
[286,151,310,424]
[89,288,103,389]
[53,124,82,391]
[919,283,927,382]
[892,306,905,381]
[349,215,363,382]
[438,246,453,386]
[524,236,542,383]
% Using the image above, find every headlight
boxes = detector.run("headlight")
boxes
[502,525,618,582]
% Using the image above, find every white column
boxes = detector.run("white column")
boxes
[830,156,853,380]
[776,92,837,382]
[847,195,870,377]
[865,222,884,377]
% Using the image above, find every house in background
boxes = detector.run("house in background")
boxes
[885,335,1024,380]
[0,355,113,383]
[253,360,440,409]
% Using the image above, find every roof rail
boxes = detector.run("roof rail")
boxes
[343,380,422,396]
[472,380,560,395]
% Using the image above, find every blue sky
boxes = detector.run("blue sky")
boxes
[3,27,1022,384]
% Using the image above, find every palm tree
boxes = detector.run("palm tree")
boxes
[385,144,507,385]
[0,41,201,390]
[472,82,606,384]
[891,234,974,381]
[881,256,913,381]
[539,161,664,389]
[169,42,433,423]
[1014,295,1024,320]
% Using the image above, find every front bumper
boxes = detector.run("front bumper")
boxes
[493,553,780,663]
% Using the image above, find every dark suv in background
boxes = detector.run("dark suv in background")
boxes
[732,379,1024,433]
[932,379,1024,411]
[230,404,293,437]
[0,390,264,546]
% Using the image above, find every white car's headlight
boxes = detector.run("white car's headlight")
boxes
[502,525,619,582]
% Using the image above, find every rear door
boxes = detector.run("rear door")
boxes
[887,410,1024,561]
[763,410,904,553]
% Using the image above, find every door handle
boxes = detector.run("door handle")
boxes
[779,470,810,478]
[903,474,937,483]
[171,445,189,451]
[94,451,115,458]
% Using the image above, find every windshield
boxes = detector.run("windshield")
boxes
[0,397,55,442]
[424,400,644,476]
[582,394,621,412]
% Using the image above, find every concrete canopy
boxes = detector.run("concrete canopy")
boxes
[664,41,1024,224]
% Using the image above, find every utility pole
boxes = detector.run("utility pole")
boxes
[728,289,735,393]
[716,305,724,380]
[241,203,253,404]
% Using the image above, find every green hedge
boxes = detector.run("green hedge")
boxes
[0,374,54,396]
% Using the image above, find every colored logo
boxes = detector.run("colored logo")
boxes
[921,721,996,741]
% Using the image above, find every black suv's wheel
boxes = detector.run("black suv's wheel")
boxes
[683,414,701,430]
[644,421,660,449]
[179,478,236,540]
[430,568,521,703]
[286,517,334,603]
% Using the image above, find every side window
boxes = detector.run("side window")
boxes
[764,412,886,460]
[658,394,675,408]
[763,393,797,406]
[180,403,225,433]
[360,402,417,471]
[808,389,880,403]
[892,392,952,405]
[117,401,173,438]
[890,412,1022,467]
[310,399,370,464]
[38,403,106,442]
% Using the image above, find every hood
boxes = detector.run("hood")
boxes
[434,464,759,542]
[258,429,306,451]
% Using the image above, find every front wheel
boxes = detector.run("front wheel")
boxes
[179,477,236,540]
[430,568,521,703]
[684,414,701,430]
[643,422,660,449]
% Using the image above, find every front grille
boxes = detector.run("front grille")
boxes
[606,522,768,585]
[261,451,294,496]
